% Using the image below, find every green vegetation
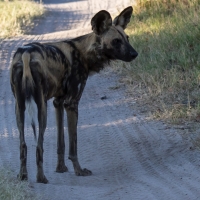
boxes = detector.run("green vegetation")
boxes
[0,0,44,38]
[125,0,200,123]
[0,169,36,200]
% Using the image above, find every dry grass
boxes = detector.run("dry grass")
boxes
[121,0,200,123]
[0,0,44,38]
[0,169,37,200]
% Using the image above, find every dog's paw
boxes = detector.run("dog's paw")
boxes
[37,174,48,184]
[56,164,68,173]
[75,168,92,176]
[17,167,28,181]
[17,172,28,181]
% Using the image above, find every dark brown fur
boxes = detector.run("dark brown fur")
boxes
[10,6,138,183]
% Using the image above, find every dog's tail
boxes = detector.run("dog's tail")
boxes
[22,51,34,100]
[22,51,37,141]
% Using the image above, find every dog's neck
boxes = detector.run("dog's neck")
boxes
[72,33,111,73]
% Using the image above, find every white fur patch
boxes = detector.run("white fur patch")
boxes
[25,96,37,140]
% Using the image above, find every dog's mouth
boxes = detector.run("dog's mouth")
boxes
[113,50,138,62]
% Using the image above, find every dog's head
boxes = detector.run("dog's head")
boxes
[91,6,138,62]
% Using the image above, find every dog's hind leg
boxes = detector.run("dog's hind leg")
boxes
[53,98,68,173]
[13,75,27,180]
[64,103,92,176]
[35,85,48,183]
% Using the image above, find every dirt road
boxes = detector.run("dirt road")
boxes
[1,0,200,199]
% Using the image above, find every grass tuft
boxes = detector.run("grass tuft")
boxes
[0,169,36,200]
[123,0,200,123]
[0,0,44,38]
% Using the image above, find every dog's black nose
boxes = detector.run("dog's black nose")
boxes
[130,51,138,59]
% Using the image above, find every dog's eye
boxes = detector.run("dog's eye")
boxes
[112,38,121,45]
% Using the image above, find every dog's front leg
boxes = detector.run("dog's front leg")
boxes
[64,103,92,176]
[53,98,68,173]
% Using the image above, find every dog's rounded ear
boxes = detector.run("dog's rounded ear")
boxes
[113,6,133,29]
[91,10,112,35]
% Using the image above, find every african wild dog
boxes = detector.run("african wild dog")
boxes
[10,6,138,183]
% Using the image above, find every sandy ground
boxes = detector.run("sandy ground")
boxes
[1,0,200,199]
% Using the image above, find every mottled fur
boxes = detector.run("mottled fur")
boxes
[10,6,138,183]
